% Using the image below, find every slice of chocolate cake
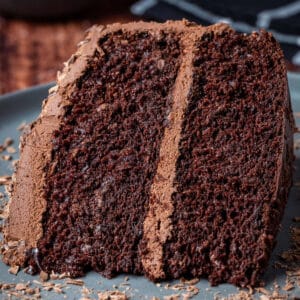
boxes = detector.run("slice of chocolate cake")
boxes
[2,20,294,287]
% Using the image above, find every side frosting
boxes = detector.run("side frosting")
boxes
[3,92,62,266]
[3,25,105,266]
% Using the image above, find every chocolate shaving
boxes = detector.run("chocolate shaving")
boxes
[8,265,19,275]
[163,295,180,300]
[1,155,12,161]
[39,271,49,282]
[97,290,127,300]
[0,175,11,185]
[65,279,84,286]
[6,146,16,154]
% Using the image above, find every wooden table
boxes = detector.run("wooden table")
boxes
[0,1,138,94]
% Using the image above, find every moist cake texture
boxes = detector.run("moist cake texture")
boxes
[2,21,294,287]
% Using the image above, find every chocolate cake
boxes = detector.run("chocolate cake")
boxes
[2,20,294,287]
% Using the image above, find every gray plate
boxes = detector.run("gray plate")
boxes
[1,73,300,299]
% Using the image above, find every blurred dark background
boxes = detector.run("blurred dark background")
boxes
[0,0,299,94]
[0,0,138,94]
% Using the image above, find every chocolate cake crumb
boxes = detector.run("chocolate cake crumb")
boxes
[12,159,18,168]
[49,272,59,280]
[53,286,64,294]
[26,287,38,295]
[39,271,49,282]
[1,282,16,290]
[81,286,92,298]
[58,272,71,279]
[4,137,13,148]
[45,283,56,292]
[221,290,253,300]
[32,279,67,295]
[6,146,16,154]
[15,282,29,290]
[8,265,19,275]
[180,278,199,285]
[1,155,12,161]
[161,280,200,298]
[256,288,270,295]
[0,206,8,220]
[0,175,11,185]
[66,279,84,286]
[186,285,199,296]
[17,122,27,131]
[169,283,185,291]
[97,290,127,300]
[164,295,180,300]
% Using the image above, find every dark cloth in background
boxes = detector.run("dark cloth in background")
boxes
[131,0,300,66]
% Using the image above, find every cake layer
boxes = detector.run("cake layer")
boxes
[36,29,182,277]
[163,29,294,286]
